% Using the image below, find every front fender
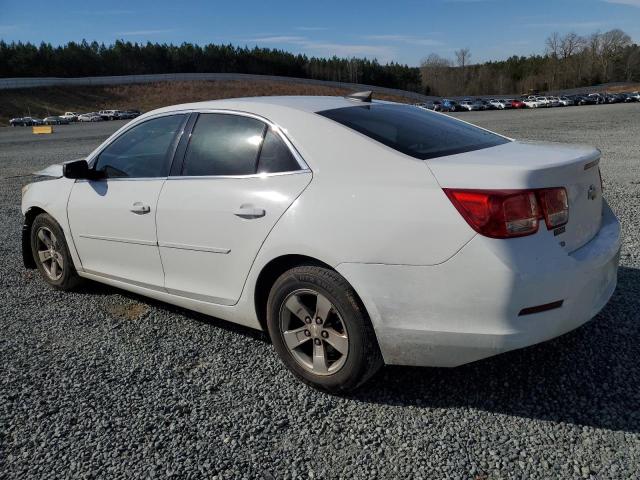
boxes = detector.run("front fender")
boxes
[21,178,82,271]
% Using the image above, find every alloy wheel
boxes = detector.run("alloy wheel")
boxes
[279,289,349,375]
[35,226,64,281]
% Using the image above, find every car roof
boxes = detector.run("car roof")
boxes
[150,95,382,116]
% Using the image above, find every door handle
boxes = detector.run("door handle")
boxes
[130,202,151,214]
[234,204,266,219]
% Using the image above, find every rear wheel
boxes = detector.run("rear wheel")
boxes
[266,266,383,393]
[30,213,82,290]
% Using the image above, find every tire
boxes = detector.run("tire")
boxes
[30,213,82,291]
[266,265,383,393]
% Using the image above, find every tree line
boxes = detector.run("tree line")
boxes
[0,30,638,96]
[0,40,422,92]
[420,29,639,96]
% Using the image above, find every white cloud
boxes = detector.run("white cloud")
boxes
[249,36,307,43]
[301,42,395,61]
[361,35,444,46]
[118,29,173,36]
[244,35,395,61]
[524,21,605,29]
[603,0,640,6]
[0,24,19,34]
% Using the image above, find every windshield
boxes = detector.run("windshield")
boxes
[317,103,510,160]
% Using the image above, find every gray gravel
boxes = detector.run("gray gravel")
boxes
[2,104,640,479]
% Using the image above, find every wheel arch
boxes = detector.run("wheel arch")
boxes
[22,206,48,269]
[253,254,370,333]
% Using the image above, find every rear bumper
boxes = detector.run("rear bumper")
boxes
[337,202,621,367]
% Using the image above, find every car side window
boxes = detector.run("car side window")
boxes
[257,128,301,174]
[182,113,266,176]
[94,114,186,178]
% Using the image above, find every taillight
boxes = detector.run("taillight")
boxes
[538,188,568,229]
[444,187,568,239]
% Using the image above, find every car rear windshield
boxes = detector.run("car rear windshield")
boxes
[318,103,509,160]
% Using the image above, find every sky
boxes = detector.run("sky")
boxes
[1,0,639,66]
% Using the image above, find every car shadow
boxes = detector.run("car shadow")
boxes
[73,266,639,433]
[73,279,269,343]
[353,265,640,434]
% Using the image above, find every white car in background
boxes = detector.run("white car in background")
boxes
[61,112,80,122]
[78,113,103,122]
[20,94,621,392]
[559,96,574,106]
[488,99,506,109]
[535,96,551,107]
[459,100,480,111]
[522,96,541,108]
[547,96,562,107]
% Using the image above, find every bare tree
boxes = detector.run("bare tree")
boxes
[560,32,585,59]
[598,29,632,81]
[545,32,562,89]
[454,48,471,91]
[455,48,471,68]
[545,32,561,57]
[420,53,453,95]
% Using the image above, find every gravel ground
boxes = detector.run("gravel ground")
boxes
[1,104,639,479]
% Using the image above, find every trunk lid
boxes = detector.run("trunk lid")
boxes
[427,140,603,251]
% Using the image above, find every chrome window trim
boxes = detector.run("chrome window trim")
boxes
[76,177,169,182]
[168,169,311,181]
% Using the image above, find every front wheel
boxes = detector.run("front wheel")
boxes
[266,266,383,393]
[30,213,82,290]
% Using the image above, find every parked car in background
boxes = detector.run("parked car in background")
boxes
[535,96,551,107]
[558,96,574,106]
[488,99,506,109]
[9,116,36,126]
[570,95,597,106]
[417,101,442,111]
[116,110,138,119]
[78,113,103,122]
[441,99,462,112]
[509,99,526,109]
[522,96,541,108]
[98,110,123,120]
[588,93,605,104]
[31,118,44,125]
[498,99,513,109]
[43,116,70,125]
[20,95,621,392]
[61,112,79,122]
[460,100,480,111]
[547,96,562,107]
[628,92,640,101]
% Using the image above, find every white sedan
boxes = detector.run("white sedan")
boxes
[21,94,621,392]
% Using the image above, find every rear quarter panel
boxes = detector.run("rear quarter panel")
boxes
[249,111,476,268]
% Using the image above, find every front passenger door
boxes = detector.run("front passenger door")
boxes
[67,114,187,288]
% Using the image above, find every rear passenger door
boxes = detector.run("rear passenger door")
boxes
[155,112,312,305]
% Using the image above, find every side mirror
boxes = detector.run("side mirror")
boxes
[63,160,104,180]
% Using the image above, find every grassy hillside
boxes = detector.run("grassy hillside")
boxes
[0,80,412,126]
